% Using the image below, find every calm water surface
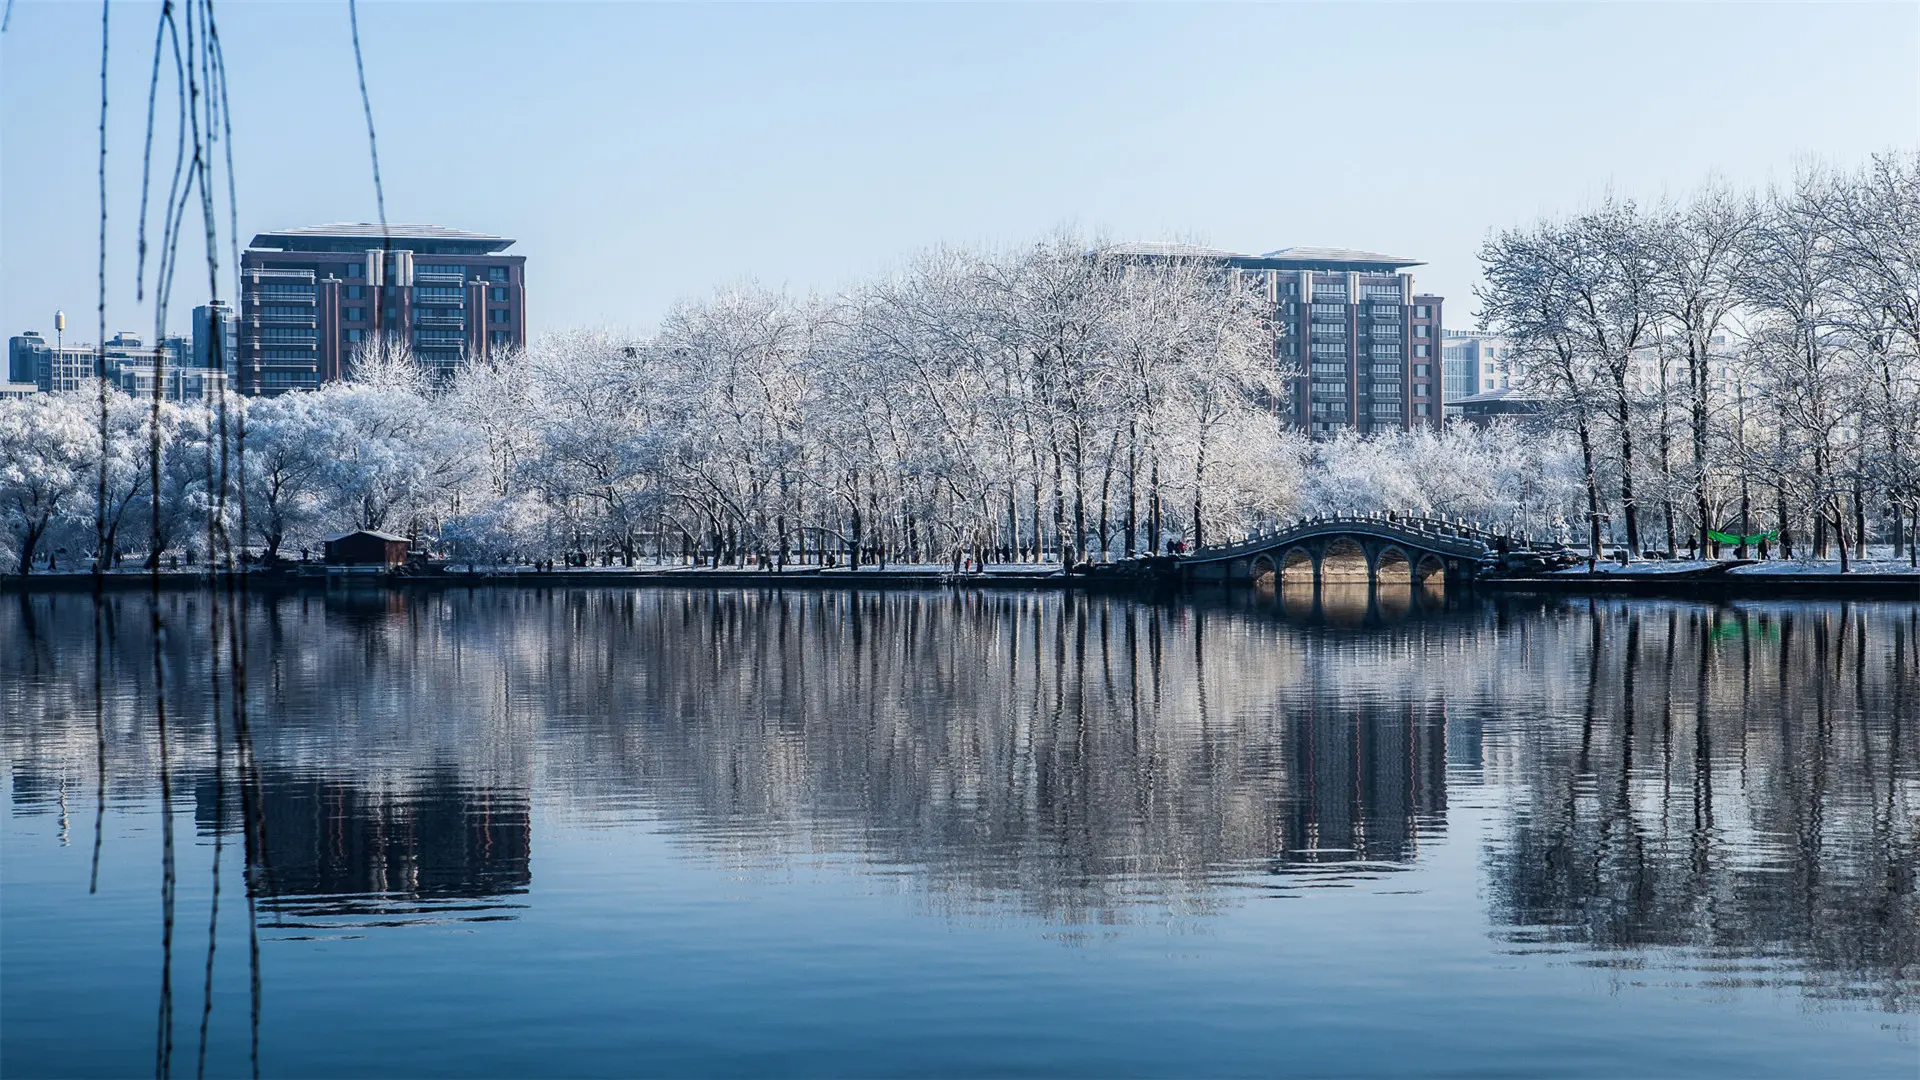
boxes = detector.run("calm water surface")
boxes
[2,587,1915,1077]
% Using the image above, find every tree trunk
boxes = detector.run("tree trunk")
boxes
[1190,428,1208,549]
[1576,409,1602,569]
[1852,479,1866,558]
[17,518,47,575]
[1124,423,1138,558]
[1737,482,1750,560]
[1833,502,1851,573]
[1689,335,1713,562]
[1615,381,1639,559]
[1148,457,1163,554]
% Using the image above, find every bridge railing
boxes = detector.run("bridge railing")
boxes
[1185,511,1570,561]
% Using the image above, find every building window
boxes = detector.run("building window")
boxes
[418,264,466,277]
[489,308,510,324]
[1414,325,1430,338]
[486,267,509,284]
[1415,403,1430,416]
[345,329,364,343]
[489,287,508,303]
[1414,305,1431,318]
[490,330,511,346]
[1413,364,1430,377]
[348,263,364,279]
[344,307,365,321]
[1414,344,1430,358]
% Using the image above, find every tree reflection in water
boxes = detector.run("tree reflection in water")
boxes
[1483,602,1918,1011]
[1,589,1914,1016]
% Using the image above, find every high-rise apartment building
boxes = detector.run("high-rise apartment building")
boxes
[1113,244,1444,437]
[237,224,527,395]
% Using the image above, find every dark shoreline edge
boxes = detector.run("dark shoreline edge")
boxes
[5,568,1917,601]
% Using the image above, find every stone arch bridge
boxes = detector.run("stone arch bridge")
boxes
[1177,513,1566,588]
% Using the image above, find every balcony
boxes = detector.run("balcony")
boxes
[413,272,468,286]
[415,315,465,329]
[259,315,317,328]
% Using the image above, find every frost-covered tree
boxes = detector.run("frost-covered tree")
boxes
[0,393,95,573]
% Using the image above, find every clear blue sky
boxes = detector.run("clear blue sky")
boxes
[3,2,1916,345]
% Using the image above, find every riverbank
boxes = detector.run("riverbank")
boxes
[0,564,1076,594]
[1483,561,1920,600]
[5,559,1917,600]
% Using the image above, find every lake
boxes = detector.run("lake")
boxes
[2,586,1915,1077]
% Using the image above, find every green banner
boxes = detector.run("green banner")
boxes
[1706,529,1778,545]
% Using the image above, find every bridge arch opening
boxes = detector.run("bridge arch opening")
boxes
[1321,539,1369,584]
[1279,547,1315,586]
[1250,554,1277,589]
[1375,546,1413,586]
[1414,553,1446,588]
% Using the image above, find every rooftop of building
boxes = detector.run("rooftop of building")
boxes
[1451,387,1542,406]
[1102,241,1243,260]
[1252,246,1424,270]
[248,223,517,255]
[1106,242,1424,272]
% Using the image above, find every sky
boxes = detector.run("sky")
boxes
[2,1,1917,347]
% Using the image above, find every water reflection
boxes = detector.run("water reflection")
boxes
[1484,603,1919,1011]
[2,589,1914,1017]
[194,770,531,931]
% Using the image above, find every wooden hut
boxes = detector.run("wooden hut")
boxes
[322,530,411,568]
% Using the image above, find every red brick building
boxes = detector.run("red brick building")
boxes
[238,224,527,395]
[1111,244,1444,437]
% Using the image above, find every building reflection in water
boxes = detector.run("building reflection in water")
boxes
[1,589,1911,1007]
[193,769,531,930]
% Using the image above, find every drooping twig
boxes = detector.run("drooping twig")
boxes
[348,0,387,239]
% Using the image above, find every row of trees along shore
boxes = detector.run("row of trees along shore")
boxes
[1480,152,1919,571]
[1,153,1914,574]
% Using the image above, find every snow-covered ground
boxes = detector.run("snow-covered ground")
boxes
[1551,555,1919,576]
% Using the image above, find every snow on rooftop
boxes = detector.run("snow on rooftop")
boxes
[1102,241,1242,259]
[1256,246,1424,268]
[259,223,508,242]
